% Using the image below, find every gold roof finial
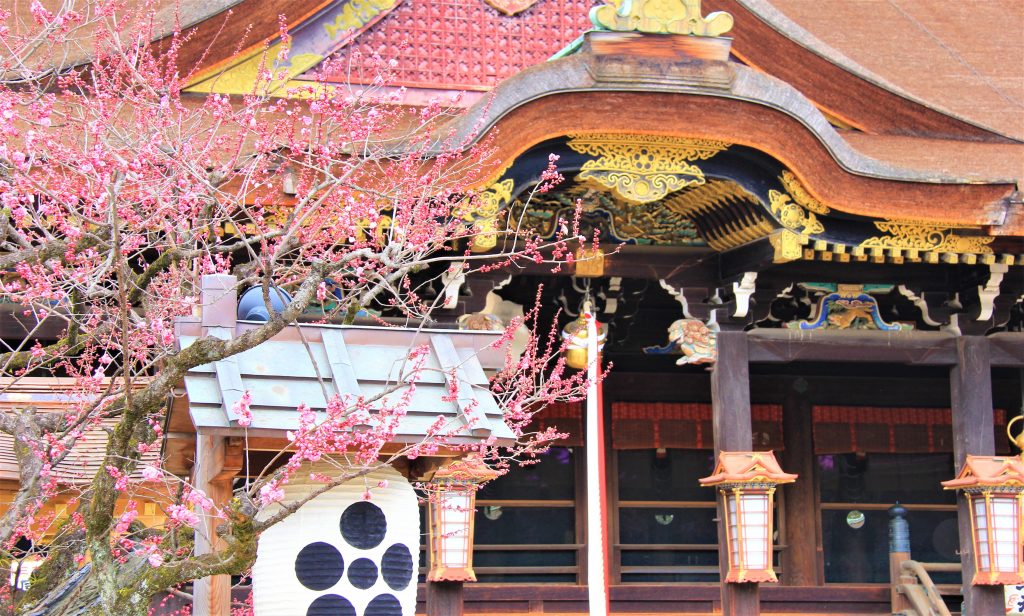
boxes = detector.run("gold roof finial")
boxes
[590,0,734,36]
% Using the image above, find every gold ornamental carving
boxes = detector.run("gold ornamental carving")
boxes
[769,230,804,263]
[768,190,824,236]
[779,171,829,215]
[859,220,994,254]
[574,247,606,277]
[591,0,734,36]
[566,134,730,204]
[768,172,827,236]
[458,179,514,252]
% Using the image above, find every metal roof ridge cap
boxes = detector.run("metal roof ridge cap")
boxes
[235,319,503,337]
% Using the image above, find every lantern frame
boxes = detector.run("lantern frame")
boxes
[699,451,797,584]
[427,455,499,582]
[942,454,1024,586]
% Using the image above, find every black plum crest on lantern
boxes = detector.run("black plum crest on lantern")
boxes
[293,500,414,616]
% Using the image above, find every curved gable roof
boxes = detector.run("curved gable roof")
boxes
[173,0,1022,143]
[731,0,1024,142]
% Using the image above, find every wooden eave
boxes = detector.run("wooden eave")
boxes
[0,378,161,485]
[159,0,338,85]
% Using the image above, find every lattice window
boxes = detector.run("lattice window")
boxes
[315,0,594,90]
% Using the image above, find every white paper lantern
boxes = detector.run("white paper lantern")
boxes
[943,455,1024,586]
[252,462,419,616]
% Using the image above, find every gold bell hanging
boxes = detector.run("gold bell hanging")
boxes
[561,314,607,370]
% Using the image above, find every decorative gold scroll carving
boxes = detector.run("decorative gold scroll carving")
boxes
[566,134,730,204]
[768,189,824,236]
[458,179,514,252]
[591,0,734,36]
[574,247,606,277]
[860,220,994,254]
[779,171,829,215]
[769,230,804,263]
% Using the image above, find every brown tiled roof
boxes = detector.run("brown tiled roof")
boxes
[838,133,1024,182]
[752,0,1024,141]
[0,378,160,485]
[6,1,236,72]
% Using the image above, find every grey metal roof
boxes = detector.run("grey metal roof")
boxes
[180,322,517,444]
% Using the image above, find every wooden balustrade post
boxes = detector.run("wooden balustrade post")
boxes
[888,504,912,613]
[426,581,464,616]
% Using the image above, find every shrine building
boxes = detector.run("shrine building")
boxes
[5,0,1021,615]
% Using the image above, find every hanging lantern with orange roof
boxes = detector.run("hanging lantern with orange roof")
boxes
[700,451,797,583]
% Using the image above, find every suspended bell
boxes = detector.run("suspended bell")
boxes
[560,314,607,370]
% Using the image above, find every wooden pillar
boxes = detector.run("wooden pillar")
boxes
[426,582,463,616]
[950,336,1002,615]
[711,331,759,615]
[192,433,237,616]
[780,382,821,586]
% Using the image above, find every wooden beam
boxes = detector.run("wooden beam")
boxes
[711,331,759,615]
[718,240,776,281]
[780,384,821,586]
[949,337,1003,615]
[990,332,1024,367]
[494,244,718,285]
[747,330,960,365]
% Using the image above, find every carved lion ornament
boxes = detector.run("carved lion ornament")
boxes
[667,318,717,365]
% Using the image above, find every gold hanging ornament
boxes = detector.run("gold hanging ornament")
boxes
[561,314,608,370]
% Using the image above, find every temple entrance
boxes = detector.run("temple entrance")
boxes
[426,272,1023,614]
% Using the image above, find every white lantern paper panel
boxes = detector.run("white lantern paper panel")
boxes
[1006,585,1024,614]
[253,463,418,616]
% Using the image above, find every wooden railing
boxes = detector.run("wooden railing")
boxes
[888,504,963,616]
[897,561,961,616]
